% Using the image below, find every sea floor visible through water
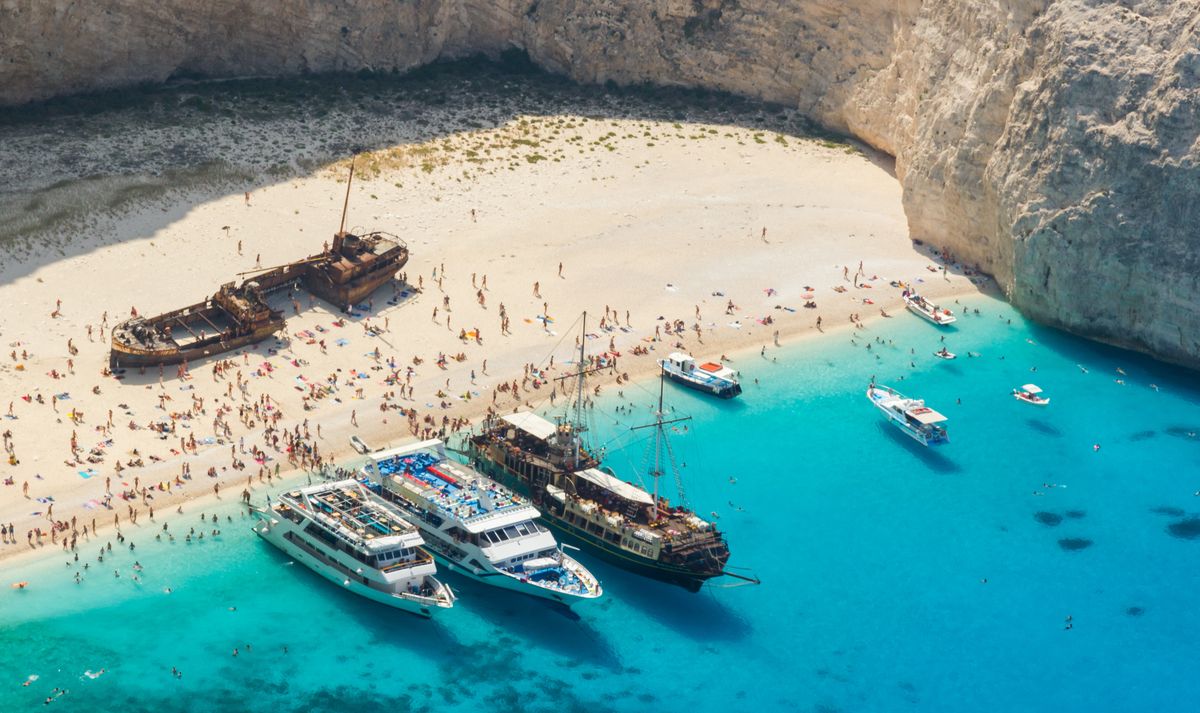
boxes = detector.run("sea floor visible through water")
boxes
[2,294,1199,712]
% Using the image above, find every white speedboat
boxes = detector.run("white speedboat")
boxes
[251,479,455,618]
[1013,383,1050,405]
[933,347,957,360]
[903,290,957,326]
[867,383,950,446]
[362,440,603,607]
[658,352,742,398]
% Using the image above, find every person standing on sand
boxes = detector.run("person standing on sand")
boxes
[558,262,564,278]
[244,192,250,205]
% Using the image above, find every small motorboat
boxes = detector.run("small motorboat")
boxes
[903,290,957,326]
[933,348,957,360]
[1013,383,1050,406]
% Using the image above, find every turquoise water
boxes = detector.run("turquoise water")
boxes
[3,294,1199,712]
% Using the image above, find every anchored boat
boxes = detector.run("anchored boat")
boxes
[110,159,408,367]
[659,352,742,398]
[251,479,455,618]
[361,439,602,606]
[468,313,758,593]
[868,383,950,446]
[1013,383,1050,406]
[903,290,957,326]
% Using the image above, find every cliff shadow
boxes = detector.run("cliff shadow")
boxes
[0,52,876,290]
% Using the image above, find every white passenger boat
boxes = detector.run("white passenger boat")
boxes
[251,479,455,618]
[1013,383,1050,406]
[658,352,742,398]
[867,383,950,446]
[903,290,957,326]
[361,440,603,606]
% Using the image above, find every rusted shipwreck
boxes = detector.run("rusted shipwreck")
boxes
[110,163,407,368]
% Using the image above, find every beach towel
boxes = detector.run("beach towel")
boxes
[336,338,350,347]
[78,471,94,479]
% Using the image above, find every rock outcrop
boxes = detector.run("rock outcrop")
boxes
[2,0,1198,366]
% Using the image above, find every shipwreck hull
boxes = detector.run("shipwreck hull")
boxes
[110,321,283,368]
[302,255,406,311]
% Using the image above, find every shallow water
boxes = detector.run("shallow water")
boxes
[3,294,1199,712]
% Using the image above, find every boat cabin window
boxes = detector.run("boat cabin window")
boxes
[375,547,412,564]
[482,519,544,544]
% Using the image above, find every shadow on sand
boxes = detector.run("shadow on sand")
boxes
[0,52,868,288]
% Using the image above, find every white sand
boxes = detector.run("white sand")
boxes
[0,114,985,564]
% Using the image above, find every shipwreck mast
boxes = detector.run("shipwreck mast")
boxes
[333,157,355,252]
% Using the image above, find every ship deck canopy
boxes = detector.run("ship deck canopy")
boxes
[906,406,948,424]
[575,468,654,505]
[502,412,557,441]
[1021,384,1043,394]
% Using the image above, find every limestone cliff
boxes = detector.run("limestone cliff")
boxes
[2,0,1197,366]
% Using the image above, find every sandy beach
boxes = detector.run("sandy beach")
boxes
[0,83,988,568]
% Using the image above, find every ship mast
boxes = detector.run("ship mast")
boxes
[631,365,691,521]
[572,311,587,467]
[338,156,355,237]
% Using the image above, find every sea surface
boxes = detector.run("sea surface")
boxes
[3,294,1199,712]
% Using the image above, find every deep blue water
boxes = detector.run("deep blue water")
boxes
[3,294,1199,712]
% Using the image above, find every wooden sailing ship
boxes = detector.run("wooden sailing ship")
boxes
[467,314,757,592]
[109,160,408,368]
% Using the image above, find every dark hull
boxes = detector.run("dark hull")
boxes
[540,513,712,592]
[664,371,742,399]
[472,456,721,592]
[303,254,407,311]
[110,321,282,368]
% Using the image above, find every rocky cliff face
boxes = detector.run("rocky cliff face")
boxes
[2,0,1197,366]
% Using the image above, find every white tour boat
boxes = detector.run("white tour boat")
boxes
[361,439,603,606]
[867,383,950,446]
[903,290,957,326]
[658,352,742,398]
[1013,383,1050,406]
[251,479,455,618]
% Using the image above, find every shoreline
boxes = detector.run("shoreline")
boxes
[0,275,985,575]
[1,92,986,574]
